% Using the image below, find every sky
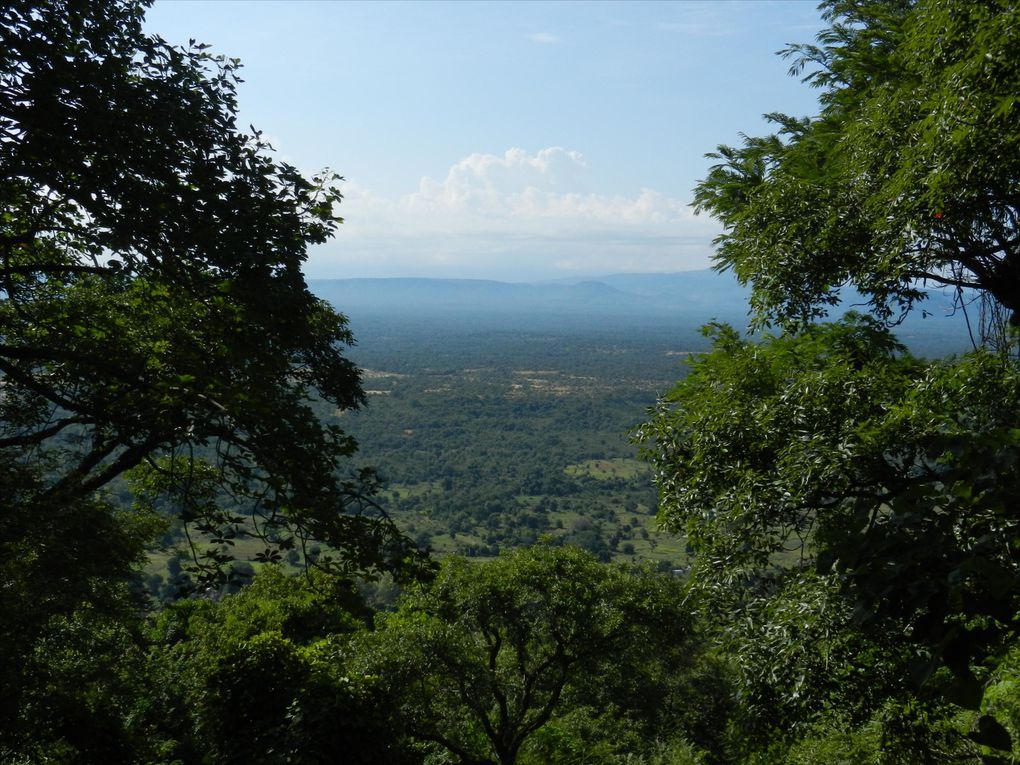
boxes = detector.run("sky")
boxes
[144,1,826,282]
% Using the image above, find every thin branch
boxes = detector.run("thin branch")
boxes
[0,415,87,447]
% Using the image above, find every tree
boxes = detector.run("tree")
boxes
[637,316,1020,755]
[353,545,717,765]
[693,0,1020,341]
[639,3,1020,751]
[144,567,413,764]
[0,0,425,748]
[0,1,425,573]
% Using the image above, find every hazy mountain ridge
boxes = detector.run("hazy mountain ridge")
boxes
[310,270,976,357]
[309,270,752,319]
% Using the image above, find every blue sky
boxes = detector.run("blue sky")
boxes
[145,1,825,282]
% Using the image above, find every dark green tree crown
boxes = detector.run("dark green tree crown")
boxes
[0,0,425,583]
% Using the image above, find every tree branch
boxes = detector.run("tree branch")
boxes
[0,415,87,448]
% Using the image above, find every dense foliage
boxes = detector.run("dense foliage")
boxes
[2,548,735,763]
[640,0,1020,760]
[354,545,728,765]
[694,0,1020,342]
[638,317,1020,754]
[0,0,425,582]
[0,0,421,753]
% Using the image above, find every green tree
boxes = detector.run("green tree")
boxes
[636,316,1020,726]
[0,590,181,763]
[0,0,422,579]
[693,0,1020,340]
[0,462,168,755]
[640,2,1020,754]
[0,0,425,752]
[637,316,1020,755]
[353,545,718,765]
[145,567,413,764]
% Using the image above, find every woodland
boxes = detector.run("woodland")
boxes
[2,1,1020,763]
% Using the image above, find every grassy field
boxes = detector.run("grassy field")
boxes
[564,458,650,480]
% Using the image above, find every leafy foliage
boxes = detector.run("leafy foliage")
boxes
[144,567,413,764]
[694,0,1020,340]
[0,0,430,599]
[0,460,164,754]
[0,0,431,752]
[0,0,425,587]
[640,1,1020,757]
[638,316,1020,740]
[353,545,722,765]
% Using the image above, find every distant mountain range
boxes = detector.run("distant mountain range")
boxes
[311,269,964,323]
[308,270,977,357]
[308,270,754,323]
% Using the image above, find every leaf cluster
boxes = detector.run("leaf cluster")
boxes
[694,0,1020,339]
[639,314,1020,755]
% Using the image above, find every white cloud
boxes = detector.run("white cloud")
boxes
[529,31,559,44]
[308,148,719,281]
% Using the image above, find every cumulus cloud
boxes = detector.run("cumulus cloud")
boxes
[308,148,719,281]
[404,147,591,218]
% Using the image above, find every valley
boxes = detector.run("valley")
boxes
[319,270,975,568]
